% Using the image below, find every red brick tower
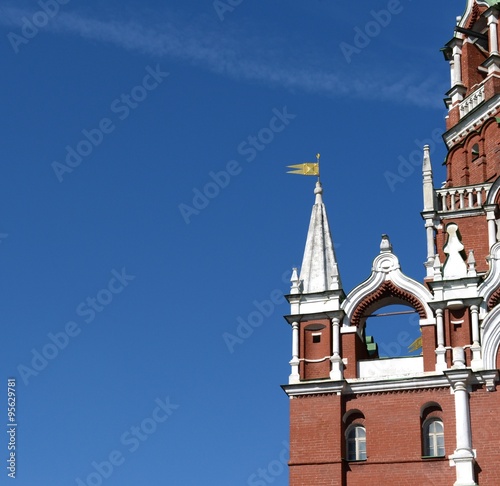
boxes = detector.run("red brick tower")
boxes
[283,2,500,485]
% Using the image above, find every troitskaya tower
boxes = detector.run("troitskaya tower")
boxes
[282,2,500,485]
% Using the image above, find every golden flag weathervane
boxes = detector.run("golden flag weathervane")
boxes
[408,335,422,353]
[287,153,320,179]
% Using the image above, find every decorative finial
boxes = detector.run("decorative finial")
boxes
[290,267,301,294]
[314,181,323,204]
[433,253,442,281]
[443,223,467,279]
[467,249,477,277]
[380,234,393,253]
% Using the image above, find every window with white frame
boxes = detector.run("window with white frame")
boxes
[346,425,366,461]
[423,419,444,457]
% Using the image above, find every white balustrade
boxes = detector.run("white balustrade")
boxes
[437,183,492,212]
[459,84,485,118]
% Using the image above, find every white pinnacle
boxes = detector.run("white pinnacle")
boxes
[298,182,341,293]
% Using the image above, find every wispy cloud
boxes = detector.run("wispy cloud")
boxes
[0,6,445,108]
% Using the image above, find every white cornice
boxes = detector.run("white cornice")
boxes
[282,373,448,397]
[282,370,498,397]
[444,92,500,147]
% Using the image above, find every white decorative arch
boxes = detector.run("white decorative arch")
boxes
[485,175,500,205]
[481,304,500,369]
[478,242,500,310]
[342,242,434,327]
[458,1,490,29]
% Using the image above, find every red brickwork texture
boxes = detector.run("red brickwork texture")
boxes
[289,388,464,485]
[445,117,500,188]
[340,332,368,379]
[461,42,486,97]
[300,318,331,380]
[469,386,500,485]
[289,385,500,485]
[422,325,436,372]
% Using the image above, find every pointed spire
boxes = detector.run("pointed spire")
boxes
[290,267,301,294]
[298,182,341,293]
[467,249,477,276]
[434,253,443,281]
[422,145,436,212]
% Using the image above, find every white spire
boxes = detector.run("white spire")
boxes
[422,145,436,212]
[298,181,341,293]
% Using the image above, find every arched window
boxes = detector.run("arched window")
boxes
[421,402,445,458]
[346,425,366,461]
[471,143,480,161]
[423,419,445,457]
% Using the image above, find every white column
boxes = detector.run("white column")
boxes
[332,318,340,357]
[487,11,499,55]
[453,42,463,86]
[454,380,474,453]
[425,220,435,269]
[486,207,497,249]
[449,39,466,105]
[289,322,300,384]
[330,318,343,381]
[470,305,482,369]
[436,308,447,371]
[446,368,477,486]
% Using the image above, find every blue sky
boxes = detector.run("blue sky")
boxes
[0,1,454,485]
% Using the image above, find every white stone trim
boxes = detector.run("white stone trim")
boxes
[358,356,423,379]
[342,249,434,325]
[485,175,500,205]
[480,303,500,369]
[282,370,496,397]
[458,1,491,29]
[444,92,500,147]
[459,84,485,118]
[289,321,300,384]
[283,373,449,397]
[478,242,500,310]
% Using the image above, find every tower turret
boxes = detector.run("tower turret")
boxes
[283,4,500,485]
[436,0,500,274]
[285,181,345,384]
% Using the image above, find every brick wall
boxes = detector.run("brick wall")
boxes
[300,318,332,380]
[289,388,461,485]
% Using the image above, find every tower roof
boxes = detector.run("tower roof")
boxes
[298,181,341,293]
